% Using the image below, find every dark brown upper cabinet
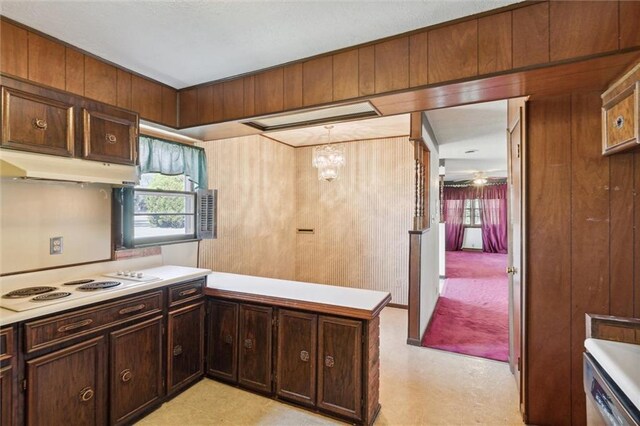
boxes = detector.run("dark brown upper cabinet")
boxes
[1,86,75,157]
[375,37,409,93]
[276,310,317,407]
[238,304,273,394]
[82,106,137,165]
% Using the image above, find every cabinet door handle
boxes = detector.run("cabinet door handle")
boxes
[57,318,93,333]
[33,118,48,130]
[223,334,233,345]
[120,368,132,383]
[105,133,117,144]
[300,350,309,362]
[178,288,198,297]
[243,339,253,350]
[325,355,334,368]
[79,386,94,402]
[173,345,183,356]
[118,304,146,315]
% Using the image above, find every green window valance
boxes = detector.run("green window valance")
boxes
[138,136,208,189]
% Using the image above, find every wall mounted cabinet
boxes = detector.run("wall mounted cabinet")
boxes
[1,74,139,165]
[601,62,639,155]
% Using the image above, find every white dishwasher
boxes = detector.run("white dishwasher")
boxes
[584,338,640,426]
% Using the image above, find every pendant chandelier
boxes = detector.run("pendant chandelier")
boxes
[312,125,345,182]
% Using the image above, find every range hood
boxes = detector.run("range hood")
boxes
[0,150,138,185]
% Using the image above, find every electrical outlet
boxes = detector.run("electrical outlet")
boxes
[50,236,63,255]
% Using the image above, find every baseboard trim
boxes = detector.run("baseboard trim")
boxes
[406,338,422,346]
[387,303,408,309]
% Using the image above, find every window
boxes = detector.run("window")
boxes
[113,136,210,249]
[132,173,197,244]
[463,199,482,226]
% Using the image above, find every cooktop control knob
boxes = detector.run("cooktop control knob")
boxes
[136,272,143,278]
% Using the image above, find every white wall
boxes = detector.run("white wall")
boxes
[0,179,112,274]
[419,114,441,336]
[462,227,483,250]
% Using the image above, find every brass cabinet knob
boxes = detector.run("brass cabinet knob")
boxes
[223,334,233,345]
[173,345,183,356]
[120,368,132,383]
[243,338,253,349]
[300,350,309,362]
[79,386,94,402]
[325,355,334,368]
[106,133,117,144]
[33,118,48,130]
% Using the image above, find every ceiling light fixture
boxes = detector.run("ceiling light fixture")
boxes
[472,172,488,186]
[312,125,345,182]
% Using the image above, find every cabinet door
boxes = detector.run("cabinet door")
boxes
[0,366,13,426]
[207,299,238,382]
[1,86,74,156]
[317,316,362,421]
[276,310,317,406]
[167,302,204,395]
[110,316,163,425]
[238,304,273,394]
[82,108,137,165]
[26,336,106,426]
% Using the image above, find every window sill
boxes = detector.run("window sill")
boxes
[133,238,202,248]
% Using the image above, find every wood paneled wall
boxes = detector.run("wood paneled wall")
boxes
[176,1,640,128]
[0,18,177,127]
[197,136,413,304]
[294,137,414,305]
[526,91,640,425]
[197,136,297,280]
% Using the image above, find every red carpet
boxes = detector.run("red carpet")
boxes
[421,251,509,362]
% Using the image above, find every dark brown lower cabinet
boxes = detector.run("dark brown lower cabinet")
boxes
[167,301,205,395]
[0,365,12,426]
[26,336,106,426]
[207,299,239,382]
[110,316,163,425]
[317,316,363,421]
[238,304,273,394]
[276,310,317,406]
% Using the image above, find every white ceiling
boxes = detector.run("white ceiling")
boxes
[426,100,508,181]
[266,114,409,147]
[1,1,518,89]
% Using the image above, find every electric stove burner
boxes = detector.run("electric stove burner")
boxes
[2,286,57,299]
[63,279,95,286]
[77,281,121,291]
[31,292,72,301]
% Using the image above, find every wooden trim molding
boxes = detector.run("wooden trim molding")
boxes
[204,288,391,321]
[407,232,422,343]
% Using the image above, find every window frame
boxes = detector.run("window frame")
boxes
[463,198,483,227]
[118,175,200,248]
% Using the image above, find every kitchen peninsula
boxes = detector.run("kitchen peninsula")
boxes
[205,272,391,426]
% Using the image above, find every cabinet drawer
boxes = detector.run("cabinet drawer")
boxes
[1,86,74,157]
[24,290,163,353]
[168,279,204,308]
[0,327,14,362]
[602,81,639,155]
[82,108,137,165]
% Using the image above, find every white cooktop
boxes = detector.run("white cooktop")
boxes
[585,338,640,411]
[0,272,160,312]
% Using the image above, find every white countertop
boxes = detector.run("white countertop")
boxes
[0,265,210,326]
[585,338,640,411]
[206,272,391,317]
